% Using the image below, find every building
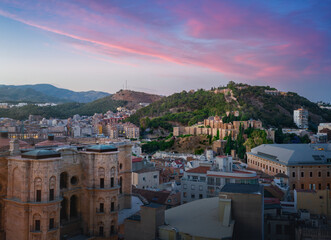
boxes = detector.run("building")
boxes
[294,108,308,129]
[181,156,258,203]
[220,184,264,240]
[132,168,160,190]
[0,142,133,240]
[158,196,234,240]
[247,144,331,191]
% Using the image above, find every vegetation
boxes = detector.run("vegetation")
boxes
[275,128,311,144]
[141,139,175,154]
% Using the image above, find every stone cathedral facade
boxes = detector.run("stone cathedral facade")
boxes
[0,141,132,240]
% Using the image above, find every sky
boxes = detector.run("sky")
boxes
[0,0,330,101]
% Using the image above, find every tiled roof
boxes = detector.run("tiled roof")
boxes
[186,166,210,174]
[132,157,143,163]
[133,188,171,205]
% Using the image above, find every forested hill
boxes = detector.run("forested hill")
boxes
[128,83,331,130]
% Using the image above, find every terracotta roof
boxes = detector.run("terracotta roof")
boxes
[295,189,317,193]
[186,166,210,174]
[0,138,30,151]
[274,173,289,178]
[132,157,143,163]
[35,140,66,147]
[133,188,171,205]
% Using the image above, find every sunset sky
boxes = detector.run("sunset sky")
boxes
[1,0,330,101]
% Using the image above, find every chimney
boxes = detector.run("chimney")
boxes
[10,139,20,156]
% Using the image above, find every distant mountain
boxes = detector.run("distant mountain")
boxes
[0,84,110,103]
[128,82,331,131]
[111,89,163,109]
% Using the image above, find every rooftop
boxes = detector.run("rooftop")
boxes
[186,166,210,174]
[221,183,263,195]
[21,149,61,159]
[162,197,234,239]
[248,144,331,166]
[85,144,117,153]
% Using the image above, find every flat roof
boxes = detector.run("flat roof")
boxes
[163,197,234,239]
[221,183,263,195]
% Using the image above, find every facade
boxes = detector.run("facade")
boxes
[247,144,331,191]
[293,108,308,129]
[132,168,160,190]
[0,142,132,240]
[181,156,258,203]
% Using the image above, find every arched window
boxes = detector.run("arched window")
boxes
[60,172,68,189]
[98,222,104,237]
[60,197,68,222]
[34,177,42,202]
[33,214,41,231]
[49,176,56,201]
[110,220,115,235]
[49,212,56,230]
[97,198,105,213]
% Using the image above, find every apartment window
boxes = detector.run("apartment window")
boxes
[153,175,157,179]
[310,172,313,177]
[100,178,104,188]
[35,220,41,231]
[319,172,321,177]
[110,225,115,235]
[292,172,295,178]
[207,177,214,185]
[191,194,195,199]
[216,178,221,186]
[301,184,304,189]
[143,177,146,181]
[49,218,54,230]
[276,169,278,173]
[200,177,206,182]
[191,185,195,190]
[111,202,115,212]
[328,172,330,177]
[301,172,304,177]
[49,189,54,201]
[36,190,41,202]
[319,184,321,190]
[99,203,104,213]
[293,184,296,189]
[327,183,330,189]
[273,167,275,172]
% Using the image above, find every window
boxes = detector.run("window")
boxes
[100,178,104,188]
[110,223,115,235]
[99,226,104,236]
[301,184,304,189]
[36,190,41,202]
[35,220,41,231]
[183,184,187,189]
[207,177,214,185]
[292,172,295,178]
[318,172,321,177]
[110,177,114,188]
[216,178,221,186]
[191,194,195,199]
[70,176,78,185]
[319,184,321,190]
[49,218,54,230]
[310,172,313,177]
[199,194,203,199]
[276,169,278,173]
[183,192,187,198]
[301,172,304,177]
[200,177,206,182]
[276,224,282,234]
[111,202,115,212]
[100,203,104,213]
[293,184,296,189]
[119,164,123,170]
[153,175,157,179]
[328,172,330,177]
[49,189,54,201]
[143,177,146,181]
[191,185,195,190]
[199,185,203,191]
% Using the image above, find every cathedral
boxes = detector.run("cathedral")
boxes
[0,137,132,240]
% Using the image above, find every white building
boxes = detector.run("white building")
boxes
[132,168,160,190]
[294,108,308,129]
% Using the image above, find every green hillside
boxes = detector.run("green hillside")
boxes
[128,82,331,131]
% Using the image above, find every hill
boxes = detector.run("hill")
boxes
[111,89,163,109]
[0,84,109,103]
[128,82,331,131]
[0,96,126,120]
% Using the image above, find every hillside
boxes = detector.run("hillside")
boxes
[128,82,331,131]
[0,96,126,120]
[0,84,109,103]
[111,89,162,109]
